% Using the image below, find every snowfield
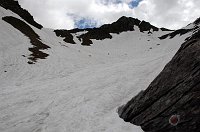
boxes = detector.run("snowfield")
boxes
[0,7,191,132]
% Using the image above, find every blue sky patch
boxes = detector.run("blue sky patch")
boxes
[128,0,143,9]
[75,18,99,29]
[69,0,143,29]
[67,13,100,29]
[98,0,142,7]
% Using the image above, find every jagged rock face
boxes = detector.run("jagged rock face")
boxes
[118,30,200,132]
[0,0,43,29]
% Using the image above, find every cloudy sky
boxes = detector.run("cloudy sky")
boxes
[18,0,200,30]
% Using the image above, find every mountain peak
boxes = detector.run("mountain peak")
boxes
[116,16,140,23]
[106,16,159,33]
[63,16,165,45]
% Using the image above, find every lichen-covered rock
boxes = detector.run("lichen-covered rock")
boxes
[118,29,200,132]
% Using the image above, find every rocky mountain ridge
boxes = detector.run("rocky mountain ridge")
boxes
[0,0,179,64]
[56,16,172,46]
[1,0,194,47]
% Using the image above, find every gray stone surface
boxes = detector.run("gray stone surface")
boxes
[118,29,200,132]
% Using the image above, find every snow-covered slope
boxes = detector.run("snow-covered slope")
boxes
[0,2,195,132]
[118,17,200,132]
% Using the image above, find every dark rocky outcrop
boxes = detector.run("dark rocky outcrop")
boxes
[159,20,200,40]
[100,16,141,33]
[78,28,112,46]
[139,21,159,32]
[159,29,193,40]
[2,16,49,64]
[76,16,162,45]
[55,16,171,46]
[54,30,76,44]
[187,28,200,41]
[0,0,43,29]
[118,28,200,132]
[194,17,200,25]
[160,28,173,31]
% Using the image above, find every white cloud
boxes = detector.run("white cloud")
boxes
[18,0,200,29]
[134,0,200,29]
